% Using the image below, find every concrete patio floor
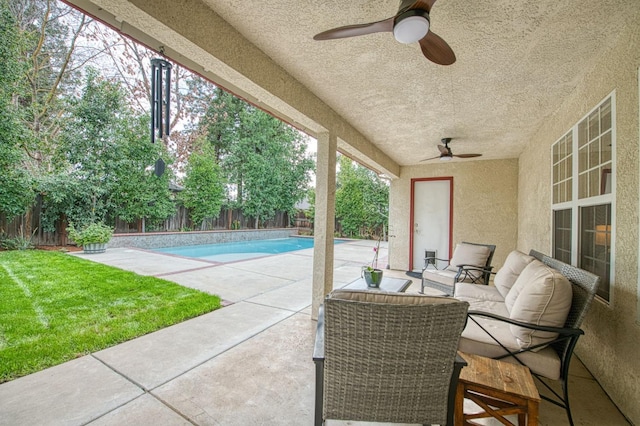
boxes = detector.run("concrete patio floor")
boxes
[0,240,630,425]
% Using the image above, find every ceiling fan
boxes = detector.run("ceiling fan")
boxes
[421,138,482,162]
[313,0,455,65]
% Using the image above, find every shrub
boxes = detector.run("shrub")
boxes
[0,227,36,251]
[66,222,113,247]
[0,235,35,250]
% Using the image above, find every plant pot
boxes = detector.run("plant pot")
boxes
[83,243,107,254]
[363,268,384,288]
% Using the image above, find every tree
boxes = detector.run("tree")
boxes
[0,0,33,219]
[236,108,314,227]
[39,68,174,229]
[9,0,94,172]
[87,23,214,175]
[335,156,389,238]
[201,88,314,227]
[109,115,175,228]
[180,141,225,229]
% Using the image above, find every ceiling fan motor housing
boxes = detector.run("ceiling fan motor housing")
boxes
[393,9,430,43]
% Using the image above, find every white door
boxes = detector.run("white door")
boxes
[411,178,452,271]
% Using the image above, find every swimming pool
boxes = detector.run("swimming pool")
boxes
[153,237,344,262]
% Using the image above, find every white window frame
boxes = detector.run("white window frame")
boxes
[551,91,616,305]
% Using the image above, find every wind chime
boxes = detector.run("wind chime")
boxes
[150,57,172,177]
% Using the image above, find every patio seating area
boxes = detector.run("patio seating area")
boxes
[0,240,630,425]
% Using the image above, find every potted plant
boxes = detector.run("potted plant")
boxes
[362,237,383,288]
[66,222,113,254]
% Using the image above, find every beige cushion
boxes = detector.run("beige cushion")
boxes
[494,250,536,298]
[445,243,492,279]
[505,260,573,349]
[328,289,457,306]
[458,286,562,379]
[423,268,459,285]
[459,327,562,379]
[454,282,505,303]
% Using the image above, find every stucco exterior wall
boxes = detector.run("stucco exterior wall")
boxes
[517,21,640,424]
[389,159,519,273]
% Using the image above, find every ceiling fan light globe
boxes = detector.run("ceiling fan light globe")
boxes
[440,155,452,161]
[393,15,429,44]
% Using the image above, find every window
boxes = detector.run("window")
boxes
[551,94,615,302]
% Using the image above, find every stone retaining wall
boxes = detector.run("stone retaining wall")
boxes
[108,228,299,249]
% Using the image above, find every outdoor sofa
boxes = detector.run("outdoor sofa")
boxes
[454,249,600,425]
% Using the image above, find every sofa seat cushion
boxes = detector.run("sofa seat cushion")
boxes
[463,299,510,317]
[505,260,573,349]
[494,250,536,298]
[459,319,562,380]
[460,300,562,379]
[423,269,481,287]
[422,268,459,286]
[454,282,504,303]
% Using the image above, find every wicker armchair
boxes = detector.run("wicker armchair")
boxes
[422,242,496,296]
[313,290,469,426]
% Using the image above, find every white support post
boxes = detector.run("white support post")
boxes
[311,132,337,320]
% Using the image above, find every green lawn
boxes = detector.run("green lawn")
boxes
[0,250,222,382]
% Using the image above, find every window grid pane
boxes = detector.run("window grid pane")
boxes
[578,120,588,148]
[601,131,612,164]
[553,209,572,264]
[579,204,611,301]
[552,132,573,204]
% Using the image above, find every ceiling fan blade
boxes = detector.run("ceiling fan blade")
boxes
[454,153,482,158]
[419,31,456,65]
[409,0,437,13]
[420,155,441,162]
[437,144,449,155]
[313,17,394,40]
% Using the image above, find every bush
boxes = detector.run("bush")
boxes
[66,222,113,247]
[0,235,34,250]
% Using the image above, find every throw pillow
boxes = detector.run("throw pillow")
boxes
[506,260,573,349]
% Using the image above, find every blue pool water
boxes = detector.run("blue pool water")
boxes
[153,237,343,262]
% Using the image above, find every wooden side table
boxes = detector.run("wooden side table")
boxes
[455,352,540,426]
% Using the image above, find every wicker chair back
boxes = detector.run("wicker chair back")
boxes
[321,290,469,425]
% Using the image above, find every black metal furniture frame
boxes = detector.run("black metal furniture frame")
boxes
[421,241,496,295]
[466,250,600,426]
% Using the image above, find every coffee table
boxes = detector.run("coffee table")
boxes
[455,352,540,426]
[344,276,411,292]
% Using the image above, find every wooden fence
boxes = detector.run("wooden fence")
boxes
[1,199,308,246]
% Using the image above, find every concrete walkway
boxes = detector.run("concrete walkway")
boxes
[0,240,629,425]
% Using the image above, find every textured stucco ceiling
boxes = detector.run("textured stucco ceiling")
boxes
[196,0,637,166]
